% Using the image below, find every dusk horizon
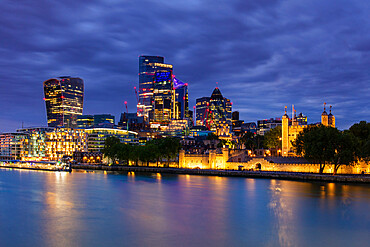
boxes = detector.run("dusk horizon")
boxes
[1,0,369,132]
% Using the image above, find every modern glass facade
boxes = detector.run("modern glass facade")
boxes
[43,76,84,128]
[138,56,173,121]
[195,88,232,130]
[153,70,173,122]
[196,97,211,126]
[77,114,115,129]
[173,77,189,120]
[0,132,28,160]
[84,128,138,152]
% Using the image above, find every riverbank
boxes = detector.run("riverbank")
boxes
[72,164,370,183]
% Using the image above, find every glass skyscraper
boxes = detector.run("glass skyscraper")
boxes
[173,77,189,120]
[138,56,173,121]
[43,76,84,128]
[195,87,232,129]
[153,70,173,122]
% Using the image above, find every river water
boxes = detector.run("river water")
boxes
[0,168,369,247]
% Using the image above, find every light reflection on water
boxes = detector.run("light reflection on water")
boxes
[0,168,370,247]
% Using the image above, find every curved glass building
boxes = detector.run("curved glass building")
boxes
[43,76,84,128]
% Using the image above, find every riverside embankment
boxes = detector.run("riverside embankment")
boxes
[72,164,370,183]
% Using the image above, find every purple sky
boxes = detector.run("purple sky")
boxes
[0,0,369,132]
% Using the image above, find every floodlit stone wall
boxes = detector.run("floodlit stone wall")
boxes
[179,149,370,174]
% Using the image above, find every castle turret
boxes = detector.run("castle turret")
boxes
[282,106,289,157]
[328,105,335,128]
[321,102,329,126]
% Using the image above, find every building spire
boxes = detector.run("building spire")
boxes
[284,106,287,115]
[324,102,326,112]
[329,105,332,114]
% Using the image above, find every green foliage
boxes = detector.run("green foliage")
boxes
[264,126,282,149]
[240,132,265,150]
[293,125,358,174]
[349,121,370,162]
[102,136,181,166]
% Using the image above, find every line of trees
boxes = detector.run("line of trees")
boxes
[102,137,181,166]
[293,122,370,174]
[239,127,282,156]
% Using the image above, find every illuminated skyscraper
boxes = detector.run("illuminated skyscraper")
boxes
[139,56,173,120]
[195,87,232,130]
[43,76,84,128]
[153,70,173,122]
[173,77,189,120]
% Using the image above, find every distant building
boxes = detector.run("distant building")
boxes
[321,103,335,128]
[118,113,148,131]
[173,77,190,120]
[153,69,173,122]
[195,87,232,130]
[138,55,173,121]
[84,128,138,152]
[257,118,282,135]
[43,76,84,128]
[282,104,335,157]
[10,127,88,161]
[77,114,115,129]
[195,97,210,126]
[0,132,28,160]
[241,122,257,134]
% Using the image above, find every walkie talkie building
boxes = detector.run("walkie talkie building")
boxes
[43,76,84,128]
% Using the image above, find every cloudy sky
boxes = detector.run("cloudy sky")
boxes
[0,0,369,132]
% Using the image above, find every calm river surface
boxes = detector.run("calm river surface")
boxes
[1,168,370,247]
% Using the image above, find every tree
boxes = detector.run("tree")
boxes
[349,121,370,162]
[332,131,358,174]
[293,125,358,174]
[264,126,282,150]
[102,136,121,164]
[117,143,131,165]
[241,132,265,153]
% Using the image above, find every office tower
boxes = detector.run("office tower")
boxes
[257,118,282,135]
[153,70,173,122]
[195,97,210,126]
[195,87,232,130]
[173,77,189,120]
[139,56,173,120]
[77,114,115,129]
[43,76,84,128]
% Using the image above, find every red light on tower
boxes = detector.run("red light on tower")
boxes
[43,98,46,100]
[61,96,65,99]
[193,106,195,109]
[230,102,233,105]
[124,101,127,105]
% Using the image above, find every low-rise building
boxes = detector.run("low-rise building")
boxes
[84,128,138,152]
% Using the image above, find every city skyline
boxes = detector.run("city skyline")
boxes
[1,0,369,132]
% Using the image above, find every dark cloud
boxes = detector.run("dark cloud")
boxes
[0,0,369,132]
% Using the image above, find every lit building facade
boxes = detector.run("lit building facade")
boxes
[173,77,190,120]
[84,128,138,152]
[43,76,84,128]
[77,114,115,129]
[195,97,210,126]
[195,87,232,130]
[153,70,173,122]
[257,118,282,135]
[1,127,87,161]
[139,56,174,120]
[282,104,335,157]
[44,128,87,161]
[0,132,28,160]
